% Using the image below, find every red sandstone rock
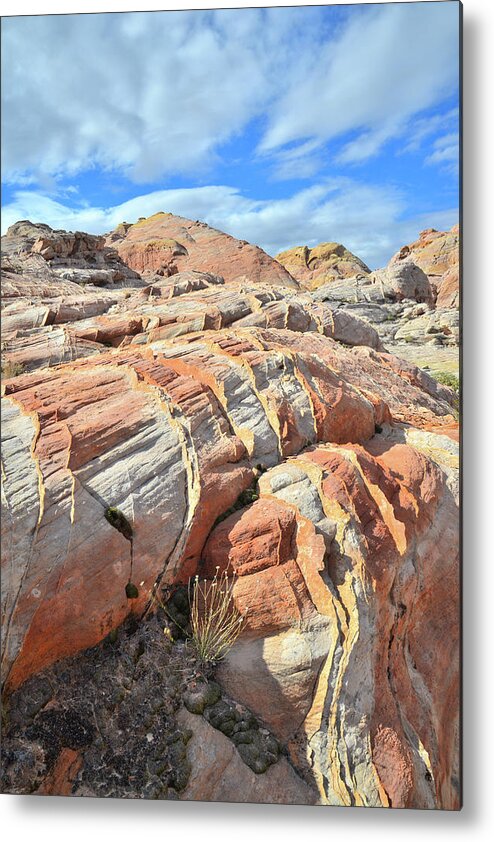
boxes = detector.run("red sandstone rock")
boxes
[1,325,457,691]
[275,241,370,291]
[1,281,384,375]
[436,264,460,308]
[108,212,298,288]
[207,432,459,809]
[0,218,460,811]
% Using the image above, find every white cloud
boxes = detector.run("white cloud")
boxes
[335,121,403,165]
[0,7,321,185]
[259,2,459,164]
[425,132,460,174]
[402,108,459,154]
[267,140,325,181]
[1,3,459,186]
[2,181,458,270]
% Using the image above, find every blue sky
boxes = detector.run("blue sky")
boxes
[1,2,460,268]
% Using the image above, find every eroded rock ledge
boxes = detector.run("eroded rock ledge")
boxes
[1,217,459,809]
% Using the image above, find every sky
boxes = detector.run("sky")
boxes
[1,1,460,269]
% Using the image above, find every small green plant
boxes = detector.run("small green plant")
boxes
[188,567,246,665]
[104,506,133,540]
[1,360,25,379]
[125,582,139,599]
[434,371,460,394]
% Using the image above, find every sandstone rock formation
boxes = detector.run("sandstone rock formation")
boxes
[275,241,370,291]
[1,273,384,376]
[108,212,298,288]
[1,269,88,301]
[390,225,460,308]
[1,323,456,688]
[436,265,459,309]
[370,260,434,305]
[204,426,459,809]
[307,227,460,377]
[1,215,459,809]
[1,220,141,288]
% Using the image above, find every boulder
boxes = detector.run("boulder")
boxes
[390,225,459,306]
[370,260,434,304]
[177,708,317,804]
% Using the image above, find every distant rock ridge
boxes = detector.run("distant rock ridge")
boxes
[1,220,141,287]
[275,241,371,290]
[107,211,299,288]
[278,225,460,372]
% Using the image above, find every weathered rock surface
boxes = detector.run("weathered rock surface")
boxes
[393,308,459,345]
[108,212,298,288]
[1,268,89,301]
[436,264,459,309]
[370,260,434,305]
[1,324,456,691]
[278,226,459,377]
[1,216,459,809]
[390,225,459,306]
[177,708,317,805]
[205,425,459,809]
[275,242,370,291]
[1,220,141,287]
[1,278,383,376]
[312,277,458,377]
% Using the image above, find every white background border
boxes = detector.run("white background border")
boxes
[1,1,492,839]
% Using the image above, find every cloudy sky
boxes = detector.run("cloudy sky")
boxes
[1,1,460,268]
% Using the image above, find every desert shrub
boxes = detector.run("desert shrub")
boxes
[188,568,245,665]
[434,371,460,394]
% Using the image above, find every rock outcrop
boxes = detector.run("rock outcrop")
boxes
[1,274,384,376]
[108,212,298,288]
[390,225,460,308]
[370,260,434,305]
[275,242,370,291]
[306,227,460,377]
[1,323,456,689]
[0,215,459,809]
[205,426,459,809]
[177,708,317,804]
[1,220,141,288]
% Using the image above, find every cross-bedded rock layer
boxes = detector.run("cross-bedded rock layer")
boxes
[1,217,459,809]
[107,212,298,288]
[1,275,384,375]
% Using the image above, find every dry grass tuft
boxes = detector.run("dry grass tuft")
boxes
[189,567,245,664]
